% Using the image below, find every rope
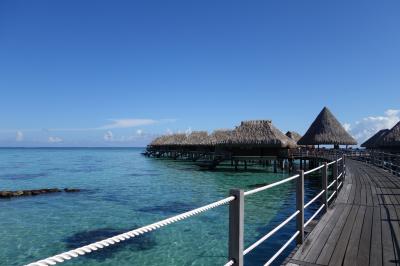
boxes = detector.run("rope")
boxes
[243,210,299,255]
[26,196,235,266]
[224,259,235,266]
[304,204,325,228]
[304,190,325,209]
[327,179,336,190]
[263,231,299,266]
[304,164,324,175]
[244,174,299,196]
[327,191,337,202]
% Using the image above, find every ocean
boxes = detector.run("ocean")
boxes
[0,148,322,266]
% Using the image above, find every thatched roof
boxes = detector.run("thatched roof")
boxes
[164,133,187,146]
[207,129,234,145]
[361,129,389,148]
[298,107,357,145]
[286,131,302,142]
[220,120,297,148]
[182,131,209,146]
[149,135,170,146]
[150,133,187,146]
[377,122,400,147]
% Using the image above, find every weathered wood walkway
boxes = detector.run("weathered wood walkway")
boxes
[286,159,400,266]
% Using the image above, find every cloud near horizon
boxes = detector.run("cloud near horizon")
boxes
[104,131,114,141]
[48,136,63,143]
[98,119,157,130]
[344,109,400,144]
[16,131,23,141]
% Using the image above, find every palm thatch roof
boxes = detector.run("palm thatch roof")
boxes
[164,133,187,146]
[286,131,302,142]
[220,120,297,148]
[182,131,209,146]
[207,129,234,145]
[149,135,170,146]
[361,129,389,148]
[377,122,400,147]
[298,107,357,145]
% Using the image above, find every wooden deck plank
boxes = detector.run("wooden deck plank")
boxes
[381,206,398,265]
[315,205,353,265]
[356,206,373,266]
[286,159,400,266]
[303,204,347,263]
[328,205,359,266]
[370,206,383,266]
[342,205,366,266]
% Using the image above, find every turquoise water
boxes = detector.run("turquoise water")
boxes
[0,148,322,266]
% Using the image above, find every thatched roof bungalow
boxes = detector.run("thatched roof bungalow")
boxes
[219,120,297,156]
[286,131,302,143]
[377,122,400,152]
[207,129,234,146]
[298,107,357,148]
[163,133,187,146]
[361,129,389,149]
[149,135,170,147]
[181,131,209,147]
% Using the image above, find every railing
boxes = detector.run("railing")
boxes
[26,155,346,266]
[347,150,400,176]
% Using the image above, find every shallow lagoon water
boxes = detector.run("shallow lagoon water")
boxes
[0,148,322,266]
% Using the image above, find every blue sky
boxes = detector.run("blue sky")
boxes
[0,0,399,147]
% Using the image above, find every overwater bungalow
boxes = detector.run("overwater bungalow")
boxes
[376,121,400,153]
[285,131,302,143]
[361,129,389,150]
[298,107,357,149]
[219,120,297,156]
[146,133,187,158]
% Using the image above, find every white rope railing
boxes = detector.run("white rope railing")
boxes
[244,174,299,196]
[243,210,299,255]
[304,204,325,228]
[327,191,337,202]
[26,196,235,266]
[224,259,235,266]
[327,179,336,190]
[304,190,325,209]
[304,164,324,175]
[327,161,336,166]
[264,231,300,266]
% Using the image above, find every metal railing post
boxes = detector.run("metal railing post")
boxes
[322,162,328,211]
[333,160,338,196]
[296,170,304,244]
[228,189,244,266]
[343,155,346,180]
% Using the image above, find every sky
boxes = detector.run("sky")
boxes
[0,0,399,147]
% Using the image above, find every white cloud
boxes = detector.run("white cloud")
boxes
[136,129,143,136]
[99,119,157,129]
[345,109,400,144]
[104,131,114,141]
[185,127,192,135]
[16,131,24,141]
[48,136,63,143]
[165,128,173,135]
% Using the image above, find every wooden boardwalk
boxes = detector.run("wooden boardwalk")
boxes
[286,159,400,266]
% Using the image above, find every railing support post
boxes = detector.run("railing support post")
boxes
[322,162,328,211]
[296,170,304,244]
[333,160,338,196]
[343,155,346,180]
[228,189,244,266]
